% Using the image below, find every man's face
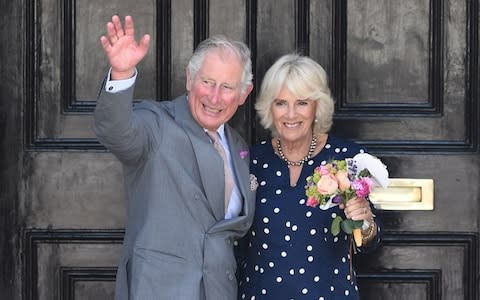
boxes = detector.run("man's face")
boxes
[186,49,253,131]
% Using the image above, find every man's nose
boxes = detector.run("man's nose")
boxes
[209,86,221,103]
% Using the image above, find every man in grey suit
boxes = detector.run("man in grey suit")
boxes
[94,15,256,300]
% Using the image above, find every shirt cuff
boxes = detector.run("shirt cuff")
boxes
[105,68,137,93]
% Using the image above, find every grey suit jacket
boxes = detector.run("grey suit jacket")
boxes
[94,83,255,300]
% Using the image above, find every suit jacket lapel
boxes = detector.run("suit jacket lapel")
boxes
[174,96,225,221]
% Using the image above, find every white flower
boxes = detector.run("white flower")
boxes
[352,153,389,188]
[318,198,339,210]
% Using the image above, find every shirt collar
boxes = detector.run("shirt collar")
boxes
[204,124,226,141]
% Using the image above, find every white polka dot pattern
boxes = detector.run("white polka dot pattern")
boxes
[238,136,374,299]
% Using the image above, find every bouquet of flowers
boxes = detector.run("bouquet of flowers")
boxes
[305,153,389,247]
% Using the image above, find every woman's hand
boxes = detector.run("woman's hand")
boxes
[340,197,375,246]
[100,15,151,80]
[340,196,373,221]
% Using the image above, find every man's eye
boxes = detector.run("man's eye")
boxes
[203,80,214,86]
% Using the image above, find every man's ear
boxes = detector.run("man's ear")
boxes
[185,68,192,92]
[239,84,254,105]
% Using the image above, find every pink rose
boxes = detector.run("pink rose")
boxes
[316,173,338,195]
[306,197,319,207]
[335,170,351,192]
[319,165,330,175]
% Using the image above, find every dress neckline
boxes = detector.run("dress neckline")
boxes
[268,134,331,187]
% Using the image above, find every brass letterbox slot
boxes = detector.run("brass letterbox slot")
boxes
[370,178,434,210]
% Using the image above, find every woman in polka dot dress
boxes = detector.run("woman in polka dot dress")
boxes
[237,54,382,299]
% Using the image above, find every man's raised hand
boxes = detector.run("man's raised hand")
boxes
[100,15,150,80]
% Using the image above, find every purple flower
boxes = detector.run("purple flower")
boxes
[332,195,342,204]
[239,150,248,159]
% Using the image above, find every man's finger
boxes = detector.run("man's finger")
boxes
[106,22,118,44]
[112,15,124,37]
[138,34,151,53]
[124,15,135,37]
[99,36,112,52]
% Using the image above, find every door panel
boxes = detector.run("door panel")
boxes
[1,0,478,299]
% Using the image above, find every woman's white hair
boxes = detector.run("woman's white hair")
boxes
[255,53,334,137]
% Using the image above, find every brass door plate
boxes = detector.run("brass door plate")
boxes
[370,178,434,210]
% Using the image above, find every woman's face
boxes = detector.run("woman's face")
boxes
[271,87,317,143]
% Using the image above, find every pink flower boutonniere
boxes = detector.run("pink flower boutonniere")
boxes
[239,150,249,159]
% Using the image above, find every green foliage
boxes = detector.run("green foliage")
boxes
[331,216,342,236]
[332,217,364,237]
[341,219,354,234]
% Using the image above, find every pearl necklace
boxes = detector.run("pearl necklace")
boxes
[276,135,317,167]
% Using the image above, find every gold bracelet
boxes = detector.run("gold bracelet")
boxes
[361,218,376,244]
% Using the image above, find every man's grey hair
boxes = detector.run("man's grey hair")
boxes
[187,35,253,94]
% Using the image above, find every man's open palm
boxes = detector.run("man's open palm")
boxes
[100,15,150,79]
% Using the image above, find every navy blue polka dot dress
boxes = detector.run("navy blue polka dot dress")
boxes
[237,134,381,300]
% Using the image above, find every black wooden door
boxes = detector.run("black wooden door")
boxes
[1,0,478,299]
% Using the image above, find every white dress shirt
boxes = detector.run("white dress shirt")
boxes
[206,126,242,219]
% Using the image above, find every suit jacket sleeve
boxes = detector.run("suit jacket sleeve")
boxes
[94,80,158,166]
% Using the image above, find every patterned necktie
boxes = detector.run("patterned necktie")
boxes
[207,131,234,213]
